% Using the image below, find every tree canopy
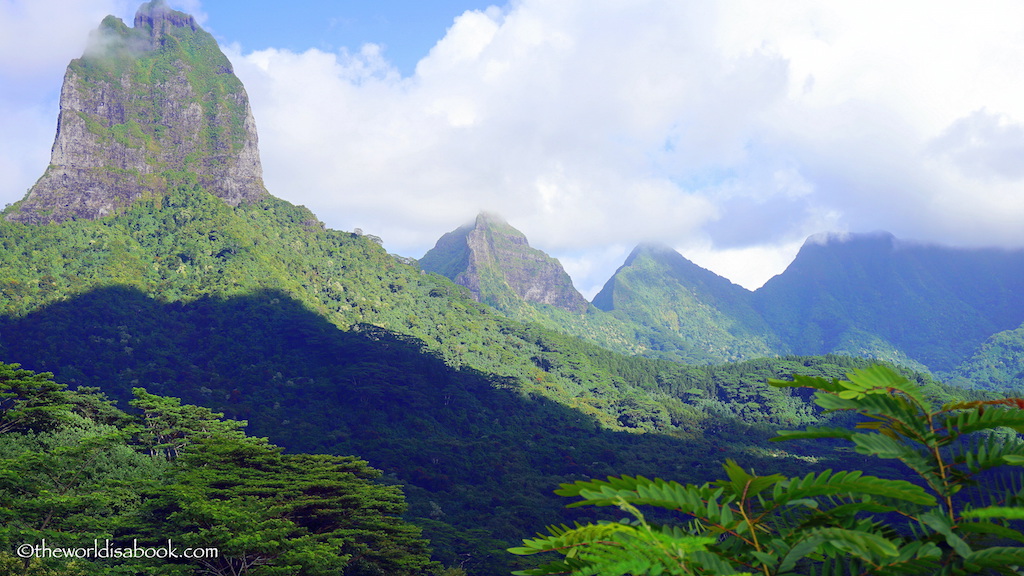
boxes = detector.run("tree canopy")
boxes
[0,363,437,576]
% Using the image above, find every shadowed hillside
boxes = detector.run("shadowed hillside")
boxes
[0,284,867,573]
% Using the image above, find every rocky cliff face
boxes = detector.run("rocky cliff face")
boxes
[420,213,590,313]
[6,0,267,224]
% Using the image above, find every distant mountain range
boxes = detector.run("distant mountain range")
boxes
[2,2,1022,573]
[424,218,1024,384]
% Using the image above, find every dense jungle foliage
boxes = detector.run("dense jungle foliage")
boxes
[0,181,1007,574]
[513,365,1024,575]
[0,363,436,575]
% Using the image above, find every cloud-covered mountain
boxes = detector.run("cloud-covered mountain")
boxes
[752,232,1024,371]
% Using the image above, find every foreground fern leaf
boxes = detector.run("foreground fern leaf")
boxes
[511,365,1024,575]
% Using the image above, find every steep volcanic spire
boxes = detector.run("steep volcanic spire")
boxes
[6,0,267,223]
[420,212,590,313]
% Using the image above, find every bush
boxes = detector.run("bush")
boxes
[511,365,1024,575]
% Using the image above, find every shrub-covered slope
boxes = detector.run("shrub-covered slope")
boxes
[0,181,954,572]
[593,243,784,363]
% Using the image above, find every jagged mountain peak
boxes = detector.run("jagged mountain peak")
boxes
[592,241,782,362]
[420,212,589,313]
[6,1,266,224]
[134,0,197,33]
[473,211,529,244]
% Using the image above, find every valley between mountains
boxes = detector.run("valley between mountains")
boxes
[3,2,1024,575]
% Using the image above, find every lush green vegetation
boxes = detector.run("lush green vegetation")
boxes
[513,365,1024,575]
[946,326,1024,392]
[0,181,1003,573]
[0,363,436,575]
[592,244,783,364]
[7,5,1024,574]
[3,283,923,572]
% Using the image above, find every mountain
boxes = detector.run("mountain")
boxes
[0,185,881,573]
[0,3,1014,572]
[753,232,1024,372]
[0,5,874,571]
[6,0,266,224]
[945,325,1024,390]
[530,233,1024,374]
[420,214,734,361]
[593,243,784,363]
[420,212,589,313]
[421,219,1024,374]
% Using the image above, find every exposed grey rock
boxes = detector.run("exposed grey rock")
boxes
[7,0,267,223]
[421,212,590,313]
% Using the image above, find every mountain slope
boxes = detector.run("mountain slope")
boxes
[420,212,590,313]
[753,232,1024,371]
[0,2,1004,570]
[0,184,899,572]
[945,325,1024,390]
[593,243,785,363]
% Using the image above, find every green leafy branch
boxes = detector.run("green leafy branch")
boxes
[512,365,1024,575]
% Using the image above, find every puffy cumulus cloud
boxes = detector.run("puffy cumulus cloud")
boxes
[228,0,792,294]
[5,0,1024,295]
[228,0,1024,294]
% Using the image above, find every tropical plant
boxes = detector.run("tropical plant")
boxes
[0,363,439,575]
[510,364,1024,575]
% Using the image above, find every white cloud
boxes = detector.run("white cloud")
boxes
[929,109,1024,181]
[0,0,132,83]
[3,0,1024,296]
[681,239,808,291]
[228,1,788,293]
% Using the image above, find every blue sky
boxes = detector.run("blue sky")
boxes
[3,1,1024,297]
[195,0,490,76]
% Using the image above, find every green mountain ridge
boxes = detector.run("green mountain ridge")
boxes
[423,220,1024,379]
[593,242,784,363]
[463,227,1024,378]
[2,3,1023,573]
[421,215,780,364]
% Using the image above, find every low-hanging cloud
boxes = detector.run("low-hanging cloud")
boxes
[3,0,1024,294]
[930,109,1024,181]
